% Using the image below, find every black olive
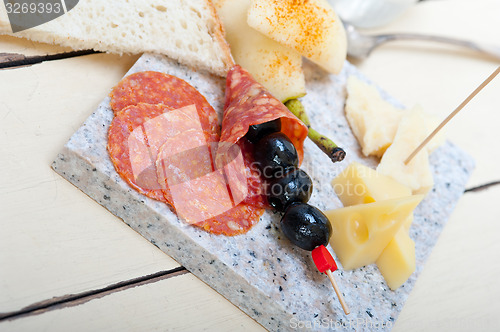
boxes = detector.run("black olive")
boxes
[280,203,331,251]
[245,119,281,144]
[254,132,299,178]
[268,168,313,212]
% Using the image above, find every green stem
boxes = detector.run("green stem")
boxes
[285,99,346,163]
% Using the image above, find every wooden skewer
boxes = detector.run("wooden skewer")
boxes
[325,269,350,315]
[405,65,500,165]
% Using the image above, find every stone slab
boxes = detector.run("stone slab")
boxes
[52,53,474,331]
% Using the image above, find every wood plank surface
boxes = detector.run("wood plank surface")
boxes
[2,188,499,331]
[0,51,182,313]
[1,273,263,332]
[394,186,500,331]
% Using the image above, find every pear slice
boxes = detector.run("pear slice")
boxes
[214,0,306,102]
[247,0,347,74]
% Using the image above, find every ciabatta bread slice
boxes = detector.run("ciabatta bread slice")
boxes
[0,0,234,76]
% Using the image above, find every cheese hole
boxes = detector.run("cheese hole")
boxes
[348,214,368,244]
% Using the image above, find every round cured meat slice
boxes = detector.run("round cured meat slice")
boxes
[108,103,168,202]
[219,65,308,164]
[110,71,219,137]
[156,129,264,235]
[108,103,215,203]
[200,203,265,236]
[156,128,216,208]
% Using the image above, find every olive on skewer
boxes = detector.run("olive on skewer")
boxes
[254,132,299,178]
[246,118,281,144]
[246,120,350,315]
[267,169,313,212]
[281,203,331,251]
[281,203,350,315]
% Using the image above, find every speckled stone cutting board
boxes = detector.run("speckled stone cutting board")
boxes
[52,53,474,331]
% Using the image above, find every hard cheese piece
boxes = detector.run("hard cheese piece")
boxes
[376,228,416,290]
[332,162,411,206]
[214,0,306,102]
[325,195,423,270]
[332,162,416,289]
[345,77,444,158]
[247,0,347,74]
[377,107,435,195]
[345,76,403,157]
[332,161,414,228]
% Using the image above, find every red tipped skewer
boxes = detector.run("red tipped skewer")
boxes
[312,245,350,315]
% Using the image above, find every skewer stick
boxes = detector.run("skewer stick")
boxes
[405,66,500,165]
[325,269,350,315]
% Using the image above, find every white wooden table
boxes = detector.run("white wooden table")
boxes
[1,1,499,330]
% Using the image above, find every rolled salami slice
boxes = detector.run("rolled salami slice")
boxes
[237,139,267,209]
[219,65,308,163]
[109,71,219,137]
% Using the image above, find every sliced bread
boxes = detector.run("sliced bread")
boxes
[0,0,234,76]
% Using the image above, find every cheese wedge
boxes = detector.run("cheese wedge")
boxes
[332,162,414,228]
[345,77,444,158]
[325,195,423,270]
[376,228,416,290]
[331,162,417,289]
[332,162,412,206]
[418,105,446,153]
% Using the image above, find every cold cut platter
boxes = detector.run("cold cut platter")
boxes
[52,53,473,331]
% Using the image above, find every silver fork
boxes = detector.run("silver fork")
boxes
[343,21,500,60]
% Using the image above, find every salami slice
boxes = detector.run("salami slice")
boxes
[219,65,308,163]
[110,71,219,137]
[108,103,216,203]
[108,103,169,202]
[108,70,270,235]
[199,204,265,236]
[155,130,265,235]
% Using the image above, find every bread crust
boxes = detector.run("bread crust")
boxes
[206,0,235,75]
